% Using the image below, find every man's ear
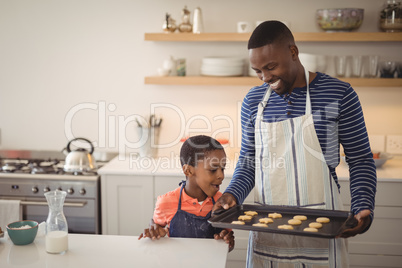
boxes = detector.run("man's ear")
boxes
[290,45,299,60]
[182,164,195,177]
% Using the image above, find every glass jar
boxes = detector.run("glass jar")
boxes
[379,0,402,32]
[45,190,68,254]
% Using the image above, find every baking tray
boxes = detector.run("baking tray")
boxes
[209,204,357,238]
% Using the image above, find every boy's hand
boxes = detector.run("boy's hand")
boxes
[214,229,235,252]
[138,219,169,240]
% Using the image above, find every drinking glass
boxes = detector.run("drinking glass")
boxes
[334,56,347,77]
[363,55,379,78]
[351,55,363,77]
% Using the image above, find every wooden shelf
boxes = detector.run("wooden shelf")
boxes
[145,76,402,87]
[144,32,402,42]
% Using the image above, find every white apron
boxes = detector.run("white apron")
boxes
[246,69,348,268]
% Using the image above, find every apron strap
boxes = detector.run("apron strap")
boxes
[177,180,186,211]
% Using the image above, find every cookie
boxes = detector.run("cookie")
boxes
[259,217,274,224]
[252,223,268,227]
[278,224,294,230]
[309,222,323,229]
[316,217,330,223]
[293,215,307,221]
[238,215,253,221]
[303,227,318,232]
[231,220,245,225]
[268,212,282,219]
[244,211,258,216]
[288,219,302,225]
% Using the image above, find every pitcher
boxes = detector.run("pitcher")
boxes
[45,190,68,254]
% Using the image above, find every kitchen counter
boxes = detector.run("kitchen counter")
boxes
[99,153,402,181]
[0,234,228,268]
[336,156,402,181]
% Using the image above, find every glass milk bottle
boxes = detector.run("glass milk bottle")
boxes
[45,190,68,254]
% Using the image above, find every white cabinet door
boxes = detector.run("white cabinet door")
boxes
[339,180,402,267]
[101,174,154,236]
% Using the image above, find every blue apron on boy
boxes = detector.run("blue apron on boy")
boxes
[169,180,222,238]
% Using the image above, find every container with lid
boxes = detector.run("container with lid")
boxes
[379,0,402,32]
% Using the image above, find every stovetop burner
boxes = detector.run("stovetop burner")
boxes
[0,158,97,176]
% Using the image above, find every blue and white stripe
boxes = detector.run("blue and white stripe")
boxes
[226,72,377,217]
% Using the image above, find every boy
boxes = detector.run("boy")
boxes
[139,135,234,251]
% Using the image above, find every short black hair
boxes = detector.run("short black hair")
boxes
[180,135,224,167]
[248,20,295,49]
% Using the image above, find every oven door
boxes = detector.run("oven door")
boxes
[1,196,100,234]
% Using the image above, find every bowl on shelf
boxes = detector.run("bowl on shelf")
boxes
[341,151,393,168]
[316,8,364,32]
[6,220,38,245]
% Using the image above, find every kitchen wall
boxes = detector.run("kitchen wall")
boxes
[0,0,401,159]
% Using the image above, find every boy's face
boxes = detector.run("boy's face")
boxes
[191,149,226,198]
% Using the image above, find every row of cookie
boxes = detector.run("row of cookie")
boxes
[232,211,331,232]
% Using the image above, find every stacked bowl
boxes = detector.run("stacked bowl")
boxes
[201,57,244,76]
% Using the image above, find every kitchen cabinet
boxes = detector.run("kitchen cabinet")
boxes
[339,179,402,268]
[101,174,154,236]
[144,32,402,87]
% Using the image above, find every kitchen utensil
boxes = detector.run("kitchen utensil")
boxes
[178,6,192,32]
[380,61,396,78]
[63,137,97,172]
[237,21,253,33]
[193,7,204,34]
[45,190,68,254]
[362,55,379,78]
[351,55,363,77]
[334,55,348,77]
[162,13,176,33]
[379,0,402,32]
[176,58,186,76]
[396,62,402,78]
[209,204,355,238]
[316,8,364,32]
[201,57,244,77]
[7,220,38,245]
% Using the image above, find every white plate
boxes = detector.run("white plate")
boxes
[201,70,244,76]
[201,66,243,73]
[202,57,244,65]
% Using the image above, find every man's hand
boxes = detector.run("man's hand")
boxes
[138,219,169,240]
[212,193,237,212]
[337,209,372,238]
[214,229,235,252]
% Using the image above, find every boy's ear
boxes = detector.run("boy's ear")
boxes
[182,164,195,177]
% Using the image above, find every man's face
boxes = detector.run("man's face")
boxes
[249,43,299,96]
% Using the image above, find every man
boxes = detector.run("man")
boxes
[214,21,376,267]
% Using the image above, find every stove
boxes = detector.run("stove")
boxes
[0,150,116,234]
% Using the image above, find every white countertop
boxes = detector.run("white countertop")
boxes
[336,156,402,181]
[0,234,228,268]
[99,153,402,181]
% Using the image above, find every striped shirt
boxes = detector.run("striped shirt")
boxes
[153,186,223,227]
[225,72,377,216]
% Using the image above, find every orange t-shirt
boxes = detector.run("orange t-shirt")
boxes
[153,186,223,227]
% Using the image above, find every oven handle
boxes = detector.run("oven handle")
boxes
[20,201,87,207]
